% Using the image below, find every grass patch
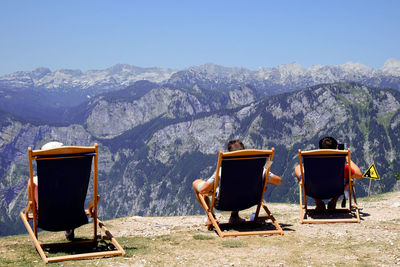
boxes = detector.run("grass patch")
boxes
[193,234,215,240]
[221,240,247,248]
[159,235,172,242]
[115,236,151,257]
[360,194,389,202]
[156,234,181,245]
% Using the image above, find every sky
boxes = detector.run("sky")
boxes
[1,0,399,76]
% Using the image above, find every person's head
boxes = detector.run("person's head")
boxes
[318,136,338,149]
[227,139,245,152]
[41,141,63,150]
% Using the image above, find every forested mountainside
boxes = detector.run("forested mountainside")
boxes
[0,82,399,236]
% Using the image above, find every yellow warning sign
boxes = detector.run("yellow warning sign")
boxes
[363,163,380,180]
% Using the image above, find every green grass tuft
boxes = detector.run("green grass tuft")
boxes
[193,234,215,240]
[221,240,247,248]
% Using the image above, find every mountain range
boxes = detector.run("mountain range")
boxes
[2,59,400,93]
[0,60,399,236]
[1,58,400,121]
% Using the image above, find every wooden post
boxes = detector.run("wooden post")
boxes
[368,179,372,197]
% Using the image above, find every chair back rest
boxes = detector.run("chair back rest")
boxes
[215,149,272,211]
[302,151,346,200]
[32,148,96,231]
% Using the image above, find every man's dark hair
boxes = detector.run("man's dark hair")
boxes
[319,136,338,149]
[227,139,245,152]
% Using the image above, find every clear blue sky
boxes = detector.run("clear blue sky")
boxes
[1,0,399,76]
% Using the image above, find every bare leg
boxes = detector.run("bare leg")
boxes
[27,178,39,219]
[229,211,245,223]
[313,198,326,211]
[192,179,211,211]
[328,195,340,210]
[65,229,75,241]
[193,179,218,229]
[230,211,240,217]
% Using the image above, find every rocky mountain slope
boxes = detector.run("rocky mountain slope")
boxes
[0,64,177,91]
[167,59,400,95]
[0,81,399,237]
[2,59,400,94]
[1,59,400,122]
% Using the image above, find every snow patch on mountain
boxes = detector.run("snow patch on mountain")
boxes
[0,64,178,91]
[1,59,399,95]
[382,58,400,76]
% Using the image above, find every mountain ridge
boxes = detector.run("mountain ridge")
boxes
[2,59,400,124]
[1,58,399,93]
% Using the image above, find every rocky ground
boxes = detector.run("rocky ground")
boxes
[104,191,400,266]
[110,191,400,238]
[2,191,399,266]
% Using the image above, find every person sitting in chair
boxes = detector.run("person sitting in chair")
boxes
[27,141,75,241]
[192,139,282,224]
[294,136,362,210]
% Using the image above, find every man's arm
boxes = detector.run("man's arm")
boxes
[349,160,362,179]
[294,164,303,182]
[265,172,282,185]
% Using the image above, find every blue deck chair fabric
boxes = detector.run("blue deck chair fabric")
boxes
[215,154,267,211]
[303,154,345,200]
[36,154,94,231]
[20,145,126,263]
[196,149,284,237]
[297,149,361,223]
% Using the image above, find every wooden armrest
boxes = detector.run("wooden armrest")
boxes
[87,195,100,217]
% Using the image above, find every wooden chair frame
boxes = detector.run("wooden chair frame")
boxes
[20,143,125,263]
[197,149,284,237]
[298,149,360,224]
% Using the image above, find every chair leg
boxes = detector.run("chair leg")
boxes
[261,203,284,235]
[20,212,126,264]
[299,183,306,223]
[198,194,225,237]
[97,219,126,255]
[351,186,361,223]
[20,212,49,263]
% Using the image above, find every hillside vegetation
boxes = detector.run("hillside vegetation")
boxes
[1,191,399,266]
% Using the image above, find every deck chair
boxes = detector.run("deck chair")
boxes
[297,149,360,223]
[20,143,125,263]
[197,149,284,237]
